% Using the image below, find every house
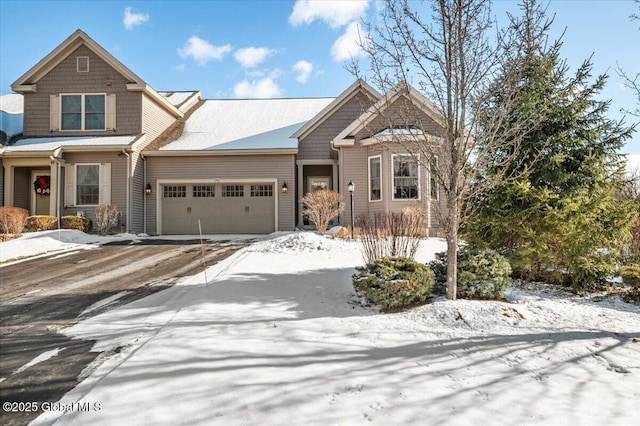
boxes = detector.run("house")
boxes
[0,30,445,235]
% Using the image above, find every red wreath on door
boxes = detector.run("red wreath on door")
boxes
[33,176,50,198]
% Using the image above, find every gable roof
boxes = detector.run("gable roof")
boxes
[151,97,334,154]
[290,79,381,140]
[332,82,444,147]
[11,29,182,118]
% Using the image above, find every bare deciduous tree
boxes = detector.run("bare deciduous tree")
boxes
[302,190,345,236]
[350,0,535,299]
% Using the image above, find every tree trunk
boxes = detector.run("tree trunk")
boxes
[446,216,458,300]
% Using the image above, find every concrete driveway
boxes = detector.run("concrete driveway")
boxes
[0,239,246,426]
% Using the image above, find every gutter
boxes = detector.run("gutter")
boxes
[142,148,299,157]
[120,149,131,234]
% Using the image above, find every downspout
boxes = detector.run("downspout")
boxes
[121,149,131,234]
[141,153,147,235]
[330,140,343,225]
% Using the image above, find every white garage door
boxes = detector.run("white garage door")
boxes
[161,183,275,234]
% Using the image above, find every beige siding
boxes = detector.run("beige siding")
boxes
[140,95,178,149]
[298,92,373,161]
[146,155,295,234]
[23,45,142,137]
[61,152,128,227]
[0,160,4,206]
[130,151,145,233]
[341,146,369,227]
[343,143,441,234]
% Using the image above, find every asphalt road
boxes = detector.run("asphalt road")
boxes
[0,239,247,426]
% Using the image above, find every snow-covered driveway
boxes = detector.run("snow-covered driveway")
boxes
[33,233,640,426]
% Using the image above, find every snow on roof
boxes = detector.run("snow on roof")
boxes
[0,94,24,141]
[158,91,199,108]
[160,97,334,151]
[0,93,23,113]
[1,135,137,153]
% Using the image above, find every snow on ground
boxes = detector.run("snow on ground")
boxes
[26,232,640,426]
[0,230,266,264]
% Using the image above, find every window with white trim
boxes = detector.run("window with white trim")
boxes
[369,156,381,201]
[163,186,186,198]
[250,184,273,197]
[76,164,100,205]
[393,155,419,200]
[61,94,105,130]
[193,185,215,197]
[223,185,244,197]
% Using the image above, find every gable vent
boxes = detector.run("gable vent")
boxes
[77,56,89,73]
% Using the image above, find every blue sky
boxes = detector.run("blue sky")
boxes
[1,0,638,153]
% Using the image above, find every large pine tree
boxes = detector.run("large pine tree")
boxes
[464,0,636,290]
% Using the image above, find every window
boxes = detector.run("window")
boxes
[193,185,215,197]
[163,185,186,198]
[61,94,105,130]
[250,184,273,197]
[393,155,419,200]
[77,57,89,72]
[76,165,100,205]
[223,185,244,197]
[369,156,381,201]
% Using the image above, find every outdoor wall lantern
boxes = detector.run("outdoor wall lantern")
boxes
[281,182,288,193]
[145,183,152,196]
[348,180,355,238]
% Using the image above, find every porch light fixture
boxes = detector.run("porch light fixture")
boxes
[348,180,355,239]
[281,182,288,193]
[145,183,152,196]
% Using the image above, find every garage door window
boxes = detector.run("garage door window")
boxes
[250,184,273,197]
[193,185,215,197]
[164,185,186,198]
[223,185,244,197]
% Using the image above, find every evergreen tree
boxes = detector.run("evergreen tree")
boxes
[464,0,636,290]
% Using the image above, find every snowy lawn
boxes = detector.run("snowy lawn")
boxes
[26,232,640,426]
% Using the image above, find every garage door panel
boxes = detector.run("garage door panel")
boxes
[161,183,275,234]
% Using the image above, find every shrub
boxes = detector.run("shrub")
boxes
[302,190,344,236]
[358,211,425,263]
[25,215,58,232]
[61,215,92,232]
[353,257,435,310]
[429,248,512,299]
[620,265,640,289]
[0,206,29,236]
[95,204,120,236]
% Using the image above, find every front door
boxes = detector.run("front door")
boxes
[304,176,332,227]
[31,171,51,216]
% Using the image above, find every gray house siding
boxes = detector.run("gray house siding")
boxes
[340,146,369,227]
[62,152,127,228]
[298,93,373,161]
[22,45,142,137]
[146,155,296,234]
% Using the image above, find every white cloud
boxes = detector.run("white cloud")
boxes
[123,7,149,30]
[234,47,276,68]
[233,78,283,99]
[293,60,313,83]
[177,36,232,66]
[289,0,369,28]
[332,22,366,62]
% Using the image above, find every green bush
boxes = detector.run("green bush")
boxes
[0,206,29,236]
[620,265,640,289]
[61,216,92,233]
[353,257,434,310]
[25,215,58,232]
[429,248,512,299]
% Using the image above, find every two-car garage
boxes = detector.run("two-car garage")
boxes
[159,181,277,234]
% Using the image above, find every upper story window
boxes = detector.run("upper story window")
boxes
[393,154,419,200]
[61,94,105,131]
[369,156,381,201]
